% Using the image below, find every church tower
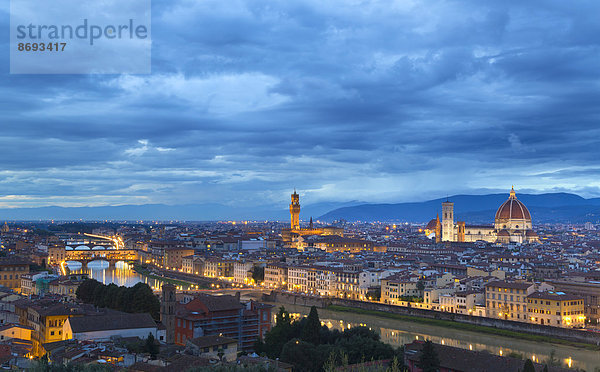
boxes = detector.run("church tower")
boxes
[161,284,176,344]
[435,214,441,243]
[290,190,300,230]
[442,200,454,242]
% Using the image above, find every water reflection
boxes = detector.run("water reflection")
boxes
[64,260,194,291]
[272,304,600,371]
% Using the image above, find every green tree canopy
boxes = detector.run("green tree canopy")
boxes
[301,306,321,345]
[76,279,159,320]
[418,340,440,372]
[522,359,536,372]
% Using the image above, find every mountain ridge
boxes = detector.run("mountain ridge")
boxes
[318,192,600,223]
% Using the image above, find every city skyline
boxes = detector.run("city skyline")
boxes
[2,0,600,211]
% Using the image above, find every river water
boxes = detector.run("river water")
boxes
[64,261,600,370]
[270,303,600,371]
[64,260,195,291]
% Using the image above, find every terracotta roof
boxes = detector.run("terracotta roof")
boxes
[187,335,237,348]
[484,280,532,290]
[425,219,437,230]
[527,291,582,301]
[497,229,510,236]
[184,294,243,313]
[405,341,571,372]
[67,313,156,333]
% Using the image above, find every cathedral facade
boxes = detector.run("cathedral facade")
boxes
[424,187,539,244]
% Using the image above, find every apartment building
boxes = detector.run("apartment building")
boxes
[527,291,585,328]
[334,270,365,300]
[164,246,195,271]
[203,258,234,279]
[172,294,272,351]
[233,261,254,284]
[381,274,421,304]
[264,263,287,289]
[287,266,309,293]
[0,258,30,291]
[484,280,551,321]
[547,278,600,325]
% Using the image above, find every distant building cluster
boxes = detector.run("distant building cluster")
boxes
[0,187,597,369]
[424,187,539,244]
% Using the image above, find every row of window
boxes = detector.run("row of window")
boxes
[528,299,583,306]
[0,266,27,271]
[528,308,583,316]
[491,294,523,302]
[487,301,525,312]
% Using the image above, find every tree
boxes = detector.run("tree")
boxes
[145,333,159,359]
[418,340,440,372]
[263,307,295,358]
[416,279,425,292]
[280,339,319,372]
[77,280,160,320]
[341,326,379,341]
[301,306,321,344]
[546,349,559,366]
[522,359,535,372]
[335,331,394,365]
[367,287,381,302]
[251,266,264,284]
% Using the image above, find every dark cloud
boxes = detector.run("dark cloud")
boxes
[1,0,599,208]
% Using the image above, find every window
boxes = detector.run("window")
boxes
[50,331,55,336]
[204,347,209,353]
[223,344,228,349]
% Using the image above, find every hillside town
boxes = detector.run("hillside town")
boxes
[0,190,595,370]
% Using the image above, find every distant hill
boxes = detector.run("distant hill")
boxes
[1,193,599,223]
[0,200,364,221]
[318,193,600,224]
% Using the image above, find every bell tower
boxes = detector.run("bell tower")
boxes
[161,283,176,344]
[290,190,300,230]
[442,200,454,242]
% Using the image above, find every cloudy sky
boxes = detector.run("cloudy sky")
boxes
[1,0,600,209]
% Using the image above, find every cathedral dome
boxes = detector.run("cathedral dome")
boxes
[425,219,438,230]
[495,187,531,221]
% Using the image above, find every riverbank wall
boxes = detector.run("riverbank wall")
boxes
[135,264,217,288]
[263,291,600,345]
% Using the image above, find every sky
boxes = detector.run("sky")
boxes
[1,0,600,209]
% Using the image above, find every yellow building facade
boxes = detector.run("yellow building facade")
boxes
[0,259,29,291]
[527,291,585,328]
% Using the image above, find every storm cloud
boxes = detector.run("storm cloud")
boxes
[1,0,600,208]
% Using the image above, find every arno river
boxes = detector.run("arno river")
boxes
[272,304,600,371]
[67,260,600,371]
[64,260,195,291]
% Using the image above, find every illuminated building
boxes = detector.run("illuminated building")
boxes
[281,190,344,247]
[289,189,300,230]
[527,291,585,328]
[425,187,539,244]
[0,258,30,291]
[485,281,533,321]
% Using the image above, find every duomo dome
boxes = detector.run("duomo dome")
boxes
[494,186,532,232]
